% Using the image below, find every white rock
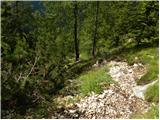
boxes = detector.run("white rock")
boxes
[73,61,149,119]
[133,63,138,67]
[68,109,77,113]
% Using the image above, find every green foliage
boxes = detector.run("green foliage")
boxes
[24,101,50,119]
[131,104,159,119]
[145,81,159,103]
[78,65,113,96]
[1,0,158,118]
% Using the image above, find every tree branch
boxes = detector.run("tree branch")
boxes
[24,56,39,80]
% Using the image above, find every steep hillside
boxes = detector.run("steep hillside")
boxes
[48,47,159,119]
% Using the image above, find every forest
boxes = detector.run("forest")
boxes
[1,0,159,119]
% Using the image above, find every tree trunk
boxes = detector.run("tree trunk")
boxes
[92,1,99,58]
[74,1,79,62]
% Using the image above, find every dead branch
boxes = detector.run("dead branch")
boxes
[25,56,39,80]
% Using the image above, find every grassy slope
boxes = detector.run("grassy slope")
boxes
[118,47,158,85]
[145,81,159,103]
[77,47,159,119]
[77,65,113,96]
[22,46,158,119]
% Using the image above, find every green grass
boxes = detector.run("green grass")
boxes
[136,48,158,84]
[145,81,159,103]
[138,62,158,85]
[131,104,159,119]
[120,47,158,85]
[77,65,113,96]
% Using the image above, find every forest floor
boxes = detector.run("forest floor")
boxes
[47,47,158,119]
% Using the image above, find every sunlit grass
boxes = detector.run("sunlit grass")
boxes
[145,81,159,103]
[77,65,113,96]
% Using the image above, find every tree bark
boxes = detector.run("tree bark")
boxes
[74,1,79,62]
[92,1,99,58]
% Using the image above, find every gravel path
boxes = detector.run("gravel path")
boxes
[52,61,153,119]
[74,61,150,119]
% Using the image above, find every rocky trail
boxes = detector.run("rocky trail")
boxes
[51,60,156,119]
